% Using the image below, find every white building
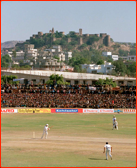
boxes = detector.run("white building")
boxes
[65,52,72,61]
[111,55,119,61]
[58,53,65,61]
[102,51,118,61]
[8,51,25,61]
[44,49,55,52]
[127,55,136,62]
[27,49,37,57]
[44,45,72,62]
[53,45,61,52]
[81,61,115,74]
[24,44,38,60]
[102,52,112,56]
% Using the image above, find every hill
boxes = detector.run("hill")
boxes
[1,41,24,49]
[14,28,136,56]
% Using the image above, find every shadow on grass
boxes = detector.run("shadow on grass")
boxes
[88,158,106,160]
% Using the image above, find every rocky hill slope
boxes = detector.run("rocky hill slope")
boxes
[1,41,24,49]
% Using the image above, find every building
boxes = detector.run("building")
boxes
[81,61,115,74]
[102,52,118,61]
[111,55,119,61]
[8,51,25,62]
[61,65,74,72]
[119,55,136,62]
[37,52,65,71]
[24,44,38,61]
[44,45,72,62]
[1,69,136,86]
[65,52,72,61]
[127,55,136,62]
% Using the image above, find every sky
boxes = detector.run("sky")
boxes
[1,1,136,43]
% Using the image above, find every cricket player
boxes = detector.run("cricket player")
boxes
[41,124,50,139]
[103,142,112,160]
[112,115,116,130]
[114,120,118,130]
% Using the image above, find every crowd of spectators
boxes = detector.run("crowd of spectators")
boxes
[1,83,136,109]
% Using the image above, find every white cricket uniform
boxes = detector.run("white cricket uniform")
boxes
[112,117,116,129]
[115,121,118,130]
[104,144,112,160]
[41,126,50,139]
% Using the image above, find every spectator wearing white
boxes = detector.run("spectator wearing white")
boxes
[103,142,112,160]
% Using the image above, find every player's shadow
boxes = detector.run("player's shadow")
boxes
[88,158,105,160]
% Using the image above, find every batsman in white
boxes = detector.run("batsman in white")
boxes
[41,124,50,139]
[103,142,112,160]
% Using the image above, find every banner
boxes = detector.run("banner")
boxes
[99,109,114,113]
[1,109,18,113]
[114,109,123,113]
[18,109,33,113]
[123,109,136,113]
[88,86,96,90]
[35,109,51,113]
[83,109,98,113]
[18,108,51,113]
[51,109,82,113]
[13,78,24,81]
[56,109,78,113]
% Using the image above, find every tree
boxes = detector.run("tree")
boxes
[24,52,27,60]
[119,49,128,56]
[96,78,117,87]
[1,75,19,85]
[55,31,63,38]
[69,41,78,46]
[127,62,136,77]
[79,43,88,49]
[106,56,113,63]
[97,60,104,65]
[1,54,12,68]
[129,49,136,55]
[86,36,100,45]
[128,62,136,73]
[113,60,127,75]
[53,55,59,62]
[74,65,80,72]
[68,31,77,38]
[12,50,16,58]
[46,74,67,85]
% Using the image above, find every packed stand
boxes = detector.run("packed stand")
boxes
[1,84,136,109]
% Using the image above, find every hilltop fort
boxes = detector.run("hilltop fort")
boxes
[28,28,111,47]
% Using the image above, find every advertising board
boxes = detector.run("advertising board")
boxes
[99,109,114,113]
[123,109,136,113]
[1,109,18,113]
[18,109,33,113]
[56,109,78,112]
[83,109,98,113]
[18,108,51,113]
[114,109,123,113]
[34,109,51,113]
[51,109,83,113]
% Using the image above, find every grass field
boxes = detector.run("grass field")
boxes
[1,113,136,167]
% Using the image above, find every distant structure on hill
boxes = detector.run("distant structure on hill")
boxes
[30,28,111,47]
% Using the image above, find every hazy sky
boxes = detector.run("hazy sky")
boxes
[1,1,136,43]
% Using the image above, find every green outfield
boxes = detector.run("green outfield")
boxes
[1,113,136,167]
